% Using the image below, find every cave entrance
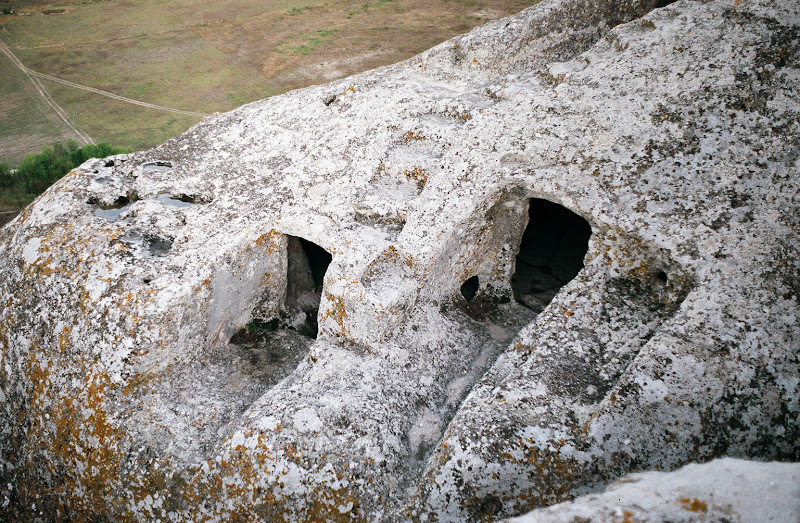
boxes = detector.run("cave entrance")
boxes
[284,236,332,338]
[460,276,479,302]
[511,199,591,311]
[222,236,333,414]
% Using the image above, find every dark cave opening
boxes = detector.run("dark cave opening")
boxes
[230,235,331,345]
[224,236,330,395]
[284,236,332,338]
[460,276,479,302]
[298,237,332,292]
[511,199,592,312]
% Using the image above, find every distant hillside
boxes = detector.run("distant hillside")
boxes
[0,0,538,166]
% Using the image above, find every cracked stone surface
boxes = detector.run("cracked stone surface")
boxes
[0,0,798,520]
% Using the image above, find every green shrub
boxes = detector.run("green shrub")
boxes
[0,160,11,189]
[0,140,131,209]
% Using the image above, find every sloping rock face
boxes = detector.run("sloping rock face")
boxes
[1,0,798,520]
[508,458,800,522]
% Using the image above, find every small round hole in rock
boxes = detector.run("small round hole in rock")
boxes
[460,276,479,301]
[656,271,668,284]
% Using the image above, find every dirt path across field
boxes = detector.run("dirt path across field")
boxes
[1,38,208,120]
[0,38,94,145]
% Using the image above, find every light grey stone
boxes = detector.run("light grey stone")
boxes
[0,0,798,520]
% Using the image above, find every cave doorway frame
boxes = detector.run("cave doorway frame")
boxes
[510,198,592,311]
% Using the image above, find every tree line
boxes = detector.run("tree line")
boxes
[0,140,131,205]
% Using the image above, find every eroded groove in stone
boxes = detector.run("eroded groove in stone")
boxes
[411,245,696,520]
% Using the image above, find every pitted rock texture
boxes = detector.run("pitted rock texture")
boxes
[507,458,800,522]
[1,0,799,520]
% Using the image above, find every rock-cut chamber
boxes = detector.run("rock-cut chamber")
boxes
[284,235,332,338]
[511,198,591,311]
[230,234,332,346]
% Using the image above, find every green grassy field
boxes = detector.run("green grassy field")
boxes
[0,0,539,168]
[0,42,73,166]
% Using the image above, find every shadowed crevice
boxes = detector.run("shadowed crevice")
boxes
[512,198,592,312]
[284,236,332,338]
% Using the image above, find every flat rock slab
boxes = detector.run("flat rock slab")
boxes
[0,0,798,520]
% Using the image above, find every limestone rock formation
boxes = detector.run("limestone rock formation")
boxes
[508,458,800,522]
[1,0,798,520]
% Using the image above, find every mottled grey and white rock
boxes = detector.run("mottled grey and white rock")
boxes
[0,0,798,520]
[506,458,800,522]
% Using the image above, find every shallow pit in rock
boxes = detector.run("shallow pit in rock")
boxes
[91,195,133,220]
[227,328,313,386]
[157,192,196,208]
[228,317,313,372]
[142,161,172,172]
[114,231,173,257]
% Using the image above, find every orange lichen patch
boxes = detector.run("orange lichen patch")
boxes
[322,292,349,338]
[404,167,429,191]
[385,245,400,260]
[424,432,583,518]
[680,497,708,513]
[22,249,57,278]
[594,228,646,268]
[185,434,363,522]
[304,484,363,523]
[403,130,426,142]
[0,323,10,360]
[58,324,74,353]
[20,220,103,278]
[445,106,472,122]
[373,162,388,179]
[12,351,130,520]
[511,440,580,507]
[78,287,101,317]
[121,367,163,397]
[613,510,638,523]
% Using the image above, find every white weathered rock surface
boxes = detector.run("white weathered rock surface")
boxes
[507,458,800,522]
[0,0,798,520]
